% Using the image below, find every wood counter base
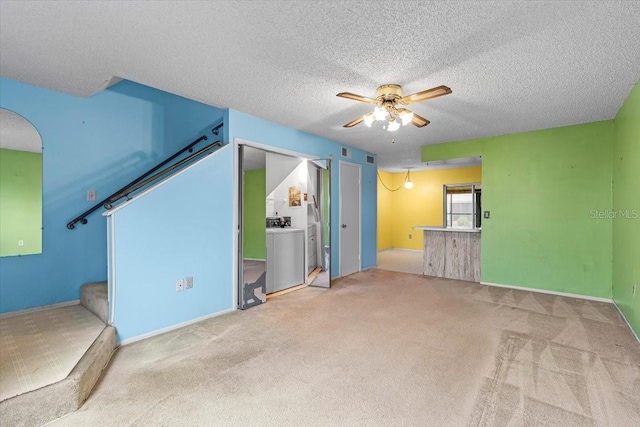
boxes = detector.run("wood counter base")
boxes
[416,228,480,282]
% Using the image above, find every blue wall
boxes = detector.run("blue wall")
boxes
[228,109,378,276]
[0,78,224,313]
[109,147,234,342]
[108,111,377,343]
[0,77,377,346]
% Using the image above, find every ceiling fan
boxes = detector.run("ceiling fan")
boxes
[337,84,452,131]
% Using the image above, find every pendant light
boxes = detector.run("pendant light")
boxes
[404,169,414,189]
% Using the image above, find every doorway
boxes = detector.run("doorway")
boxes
[339,161,361,277]
[237,143,332,310]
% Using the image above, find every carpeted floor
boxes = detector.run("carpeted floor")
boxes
[0,305,105,401]
[51,270,639,426]
[377,249,423,275]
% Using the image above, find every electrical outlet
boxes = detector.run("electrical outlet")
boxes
[176,279,184,292]
[18,240,24,247]
[408,234,412,239]
[186,276,193,289]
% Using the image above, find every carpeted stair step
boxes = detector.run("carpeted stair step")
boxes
[80,281,108,324]
[0,325,116,427]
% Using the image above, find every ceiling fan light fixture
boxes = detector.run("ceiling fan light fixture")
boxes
[363,112,375,127]
[337,84,451,130]
[373,105,388,121]
[399,109,414,126]
[386,117,400,132]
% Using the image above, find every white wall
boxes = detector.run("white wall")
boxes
[266,154,307,230]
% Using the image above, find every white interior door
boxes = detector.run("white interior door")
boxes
[339,161,361,277]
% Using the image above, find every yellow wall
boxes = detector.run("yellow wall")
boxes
[377,166,482,251]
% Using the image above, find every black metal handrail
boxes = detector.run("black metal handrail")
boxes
[66,128,223,230]
[104,140,222,208]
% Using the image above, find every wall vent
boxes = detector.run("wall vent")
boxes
[366,155,375,165]
[341,147,352,158]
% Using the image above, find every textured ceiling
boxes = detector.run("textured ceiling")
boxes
[1,1,639,170]
[0,108,42,153]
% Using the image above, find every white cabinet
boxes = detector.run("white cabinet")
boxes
[266,229,305,294]
[307,224,317,274]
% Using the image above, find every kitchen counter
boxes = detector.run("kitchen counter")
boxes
[416,227,480,282]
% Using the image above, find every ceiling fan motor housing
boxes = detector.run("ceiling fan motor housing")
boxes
[376,84,403,101]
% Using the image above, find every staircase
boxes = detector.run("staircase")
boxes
[80,281,109,323]
[0,282,115,427]
[1,128,226,426]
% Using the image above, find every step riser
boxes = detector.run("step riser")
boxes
[80,282,108,324]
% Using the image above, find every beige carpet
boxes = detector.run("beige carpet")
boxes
[51,270,639,426]
[0,305,105,401]
[377,249,423,275]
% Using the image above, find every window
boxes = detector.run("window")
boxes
[444,183,481,229]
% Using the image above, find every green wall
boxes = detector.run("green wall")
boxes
[422,121,614,299]
[612,82,640,337]
[0,148,42,256]
[243,168,266,260]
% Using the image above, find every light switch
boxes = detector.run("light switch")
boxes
[484,211,490,219]
[87,190,97,202]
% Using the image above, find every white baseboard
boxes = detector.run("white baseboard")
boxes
[243,258,266,262]
[0,299,80,319]
[613,301,640,344]
[479,281,612,303]
[117,307,236,346]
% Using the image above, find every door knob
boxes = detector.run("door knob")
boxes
[341,224,347,228]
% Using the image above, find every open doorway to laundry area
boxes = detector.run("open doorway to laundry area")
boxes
[237,143,331,310]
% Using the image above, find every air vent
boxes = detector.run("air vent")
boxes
[341,147,352,158]
[366,155,375,165]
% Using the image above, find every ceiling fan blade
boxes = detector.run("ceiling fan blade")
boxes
[343,116,364,128]
[336,92,378,104]
[411,113,431,128]
[400,85,452,105]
